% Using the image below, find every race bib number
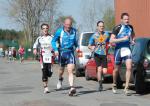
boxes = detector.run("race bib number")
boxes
[120,47,131,57]
[41,44,52,63]
[43,54,51,63]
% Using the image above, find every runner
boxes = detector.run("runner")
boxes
[12,48,17,61]
[51,17,79,96]
[18,45,25,63]
[8,48,12,62]
[5,49,8,60]
[88,21,110,92]
[33,23,53,94]
[110,13,135,96]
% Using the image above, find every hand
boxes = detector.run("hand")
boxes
[76,48,80,52]
[131,40,136,45]
[33,49,37,55]
[90,46,95,52]
[123,36,129,41]
[54,51,59,56]
[108,44,111,47]
[91,46,95,52]
[110,43,116,47]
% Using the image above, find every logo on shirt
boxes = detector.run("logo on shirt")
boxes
[96,34,107,43]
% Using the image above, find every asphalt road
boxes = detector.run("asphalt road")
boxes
[0,58,150,106]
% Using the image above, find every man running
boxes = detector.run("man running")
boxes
[51,17,78,96]
[33,23,53,94]
[88,21,110,92]
[110,13,135,95]
[18,45,25,63]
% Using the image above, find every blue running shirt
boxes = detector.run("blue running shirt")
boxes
[89,31,110,55]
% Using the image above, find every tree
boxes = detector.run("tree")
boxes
[38,0,60,34]
[80,0,98,31]
[8,0,60,47]
[102,7,115,31]
[0,28,23,45]
[80,0,114,32]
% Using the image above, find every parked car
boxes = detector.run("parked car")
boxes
[75,32,94,77]
[119,37,150,94]
[0,52,4,57]
[84,48,114,80]
[0,48,4,57]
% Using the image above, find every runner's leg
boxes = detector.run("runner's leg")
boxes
[67,64,75,87]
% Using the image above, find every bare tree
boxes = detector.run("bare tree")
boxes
[81,0,96,31]
[41,0,60,34]
[80,0,114,32]
[8,0,59,47]
[102,7,115,31]
[80,0,103,31]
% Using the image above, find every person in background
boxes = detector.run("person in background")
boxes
[8,48,12,62]
[4,49,8,59]
[18,45,25,63]
[12,48,17,61]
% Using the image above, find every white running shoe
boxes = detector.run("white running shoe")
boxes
[57,79,63,90]
[44,87,50,94]
[124,88,131,96]
[112,84,117,94]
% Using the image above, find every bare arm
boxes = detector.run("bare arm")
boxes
[110,34,129,43]
[131,33,136,44]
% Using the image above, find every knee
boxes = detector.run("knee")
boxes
[42,68,46,72]
[42,71,48,81]
[68,69,73,74]
[126,67,132,72]
[68,68,74,75]
[67,65,74,73]
[60,67,65,71]
[42,78,48,82]
[97,67,103,73]
[114,67,119,73]
[103,68,107,74]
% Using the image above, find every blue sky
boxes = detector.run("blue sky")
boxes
[0,0,17,30]
[60,0,82,24]
[0,0,114,30]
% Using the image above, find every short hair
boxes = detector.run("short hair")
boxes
[97,21,104,26]
[121,13,129,19]
[64,16,73,23]
[41,23,49,29]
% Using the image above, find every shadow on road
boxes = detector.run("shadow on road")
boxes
[77,90,98,96]
[52,86,83,92]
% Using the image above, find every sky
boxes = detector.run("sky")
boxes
[0,0,17,30]
[0,0,114,31]
[59,0,83,25]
